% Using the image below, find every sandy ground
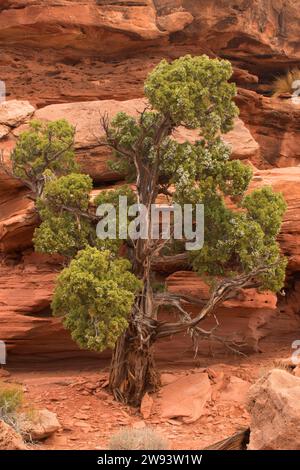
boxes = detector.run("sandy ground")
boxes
[1,331,297,450]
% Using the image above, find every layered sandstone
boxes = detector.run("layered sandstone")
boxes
[1,1,300,106]
[250,167,300,272]
[237,89,300,167]
[0,1,300,360]
[0,253,102,360]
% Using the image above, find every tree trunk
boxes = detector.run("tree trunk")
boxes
[109,321,160,406]
[109,197,160,405]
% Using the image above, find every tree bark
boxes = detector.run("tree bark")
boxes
[109,318,160,406]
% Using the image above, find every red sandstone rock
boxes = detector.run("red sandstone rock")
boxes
[0,125,10,139]
[140,392,154,420]
[0,0,299,114]
[167,272,277,310]
[250,167,300,272]
[219,376,251,405]
[174,117,260,164]
[0,189,37,252]
[0,1,299,363]
[0,252,111,360]
[248,369,300,450]
[34,99,146,183]
[158,372,211,423]
[166,271,278,351]
[8,99,260,182]
[1,1,300,106]
[1,0,297,63]
[0,420,26,450]
[237,89,300,168]
[19,409,60,441]
[0,100,35,127]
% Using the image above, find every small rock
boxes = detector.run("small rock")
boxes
[167,419,182,426]
[95,390,109,400]
[74,421,91,430]
[220,376,250,404]
[0,100,35,127]
[53,380,73,386]
[0,420,26,450]
[158,372,212,424]
[206,368,218,380]
[294,366,300,377]
[132,420,146,429]
[140,392,153,420]
[19,409,60,441]
[63,425,73,432]
[85,383,98,391]
[100,380,109,388]
[74,413,89,421]
[0,124,10,139]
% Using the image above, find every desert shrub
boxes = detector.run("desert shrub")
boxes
[108,427,169,450]
[0,384,23,427]
[272,68,300,96]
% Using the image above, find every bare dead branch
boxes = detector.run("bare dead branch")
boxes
[155,262,280,339]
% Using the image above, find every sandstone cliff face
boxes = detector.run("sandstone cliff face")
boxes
[0,0,299,106]
[0,0,300,360]
[1,98,300,359]
[237,90,300,167]
[0,1,299,64]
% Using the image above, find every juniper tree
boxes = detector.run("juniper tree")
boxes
[3,55,287,406]
[0,120,77,198]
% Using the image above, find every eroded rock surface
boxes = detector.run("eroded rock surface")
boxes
[0,420,26,450]
[248,369,300,450]
[0,1,300,361]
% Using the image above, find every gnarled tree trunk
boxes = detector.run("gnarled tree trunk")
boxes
[109,317,160,406]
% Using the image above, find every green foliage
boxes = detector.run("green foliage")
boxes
[93,185,136,208]
[145,54,238,136]
[105,56,247,204]
[107,111,163,181]
[109,427,169,450]
[0,385,23,419]
[190,186,287,292]
[52,247,142,352]
[217,160,253,197]
[34,173,95,257]
[18,54,287,361]
[242,186,287,240]
[11,120,78,192]
[93,185,137,254]
[39,172,92,210]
